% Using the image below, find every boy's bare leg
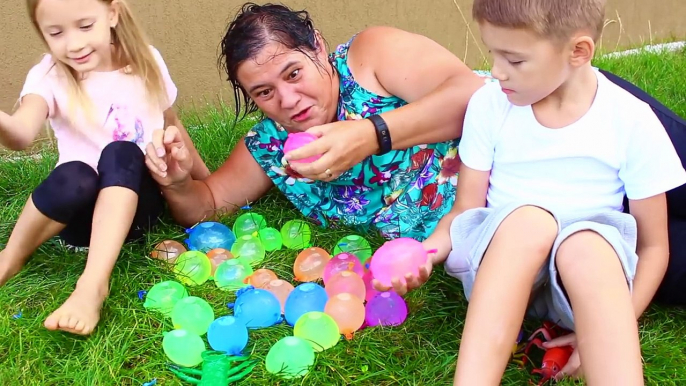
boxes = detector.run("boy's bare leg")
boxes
[454,206,558,386]
[44,186,137,335]
[0,196,66,286]
[556,231,644,385]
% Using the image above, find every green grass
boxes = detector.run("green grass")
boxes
[2,47,686,386]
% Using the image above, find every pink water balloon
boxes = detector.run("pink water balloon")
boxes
[368,237,433,287]
[362,269,381,303]
[325,271,365,300]
[283,132,321,163]
[365,291,408,327]
[322,252,365,284]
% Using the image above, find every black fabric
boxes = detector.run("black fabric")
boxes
[602,69,686,305]
[32,141,165,247]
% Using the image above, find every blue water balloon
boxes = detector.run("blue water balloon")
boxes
[207,316,249,355]
[233,286,283,329]
[185,222,236,252]
[284,282,328,326]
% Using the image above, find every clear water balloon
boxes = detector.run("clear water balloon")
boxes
[150,240,187,263]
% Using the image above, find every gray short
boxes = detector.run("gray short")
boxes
[443,202,638,331]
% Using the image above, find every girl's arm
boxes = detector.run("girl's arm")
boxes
[0,95,49,150]
[348,26,485,148]
[628,193,670,318]
[163,108,211,180]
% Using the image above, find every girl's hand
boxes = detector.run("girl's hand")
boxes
[371,251,436,296]
[542,333,583,380]
[145,126,194,187]
[284,119,378,181]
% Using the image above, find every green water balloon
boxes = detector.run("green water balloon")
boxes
[170,296,215,336]
[214,258,254,291]
[258,227,283,251]
[143,280,189,317]
[293,311,340,352]
[233,213,267,238]
[280,220,312,250]
[230,234,266,266]
[173,250,212,286]
[333,235,372,264]
[265,336,315,379]
[162,329,206,367]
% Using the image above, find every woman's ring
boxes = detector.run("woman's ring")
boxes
[325,168,333,178]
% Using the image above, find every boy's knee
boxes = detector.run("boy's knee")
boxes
[97,141,146,192]
[556,230,614,273]
[32,161,99,223]
[500,205,558,255]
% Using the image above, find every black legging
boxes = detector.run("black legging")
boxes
[31,141,165,247]
[601,69,686,305]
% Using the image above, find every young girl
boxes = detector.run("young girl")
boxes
[0,0,209,335]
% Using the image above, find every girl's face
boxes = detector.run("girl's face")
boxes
[236,39,339,132]
[34,0,119,73]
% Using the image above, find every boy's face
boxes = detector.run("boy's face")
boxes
[480,22,572,106]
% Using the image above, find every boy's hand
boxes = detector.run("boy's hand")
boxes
[371,251,435,296]
[542,333,583,380]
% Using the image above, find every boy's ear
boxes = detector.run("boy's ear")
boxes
[568,34,595,67]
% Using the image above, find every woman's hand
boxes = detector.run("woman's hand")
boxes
[145,126,194,187]
[542,333,582,381]
[284,119,378,181]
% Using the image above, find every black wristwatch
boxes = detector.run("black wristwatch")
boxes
[367,114,392,155]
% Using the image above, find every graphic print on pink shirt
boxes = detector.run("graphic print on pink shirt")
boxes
[106,104,145,145]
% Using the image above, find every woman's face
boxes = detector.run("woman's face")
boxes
[236,39,338,132]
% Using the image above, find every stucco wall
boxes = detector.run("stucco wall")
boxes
[1,0,685,113]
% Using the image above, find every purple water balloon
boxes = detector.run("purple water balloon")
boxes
[364,291,408,327]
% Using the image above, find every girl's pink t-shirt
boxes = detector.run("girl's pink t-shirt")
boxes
[19,46,177,171]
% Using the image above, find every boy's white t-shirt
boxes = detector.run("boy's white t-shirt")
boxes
[19,46,177,171]
[459,70,686,218]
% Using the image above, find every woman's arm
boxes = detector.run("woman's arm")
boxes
[348,26,485,148]
[0,95,49,151]
[628,193,670,318]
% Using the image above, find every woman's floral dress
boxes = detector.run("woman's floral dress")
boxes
[245,36,492,241]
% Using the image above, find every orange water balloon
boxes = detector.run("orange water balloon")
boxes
[325,271,366,300]
[324,293,365,340]
[264,279,295,313]
[207,248,234,276]
[150,240,187,263]
[293,247,331,282]
[247,268,278,288]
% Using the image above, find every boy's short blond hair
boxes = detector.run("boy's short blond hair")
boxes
[472,0,606,43]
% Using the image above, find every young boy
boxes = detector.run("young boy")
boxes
[375,0,686,384]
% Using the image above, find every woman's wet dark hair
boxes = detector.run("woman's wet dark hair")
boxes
[218,2,330,120]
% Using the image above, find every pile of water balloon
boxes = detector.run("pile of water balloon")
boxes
[144,211,431,380]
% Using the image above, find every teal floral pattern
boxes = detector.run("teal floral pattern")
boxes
[245,36,484,241]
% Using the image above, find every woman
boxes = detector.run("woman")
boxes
[144,2,485,241]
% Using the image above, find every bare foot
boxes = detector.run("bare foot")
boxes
[0,249,25,287]
[44,283,108,335]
